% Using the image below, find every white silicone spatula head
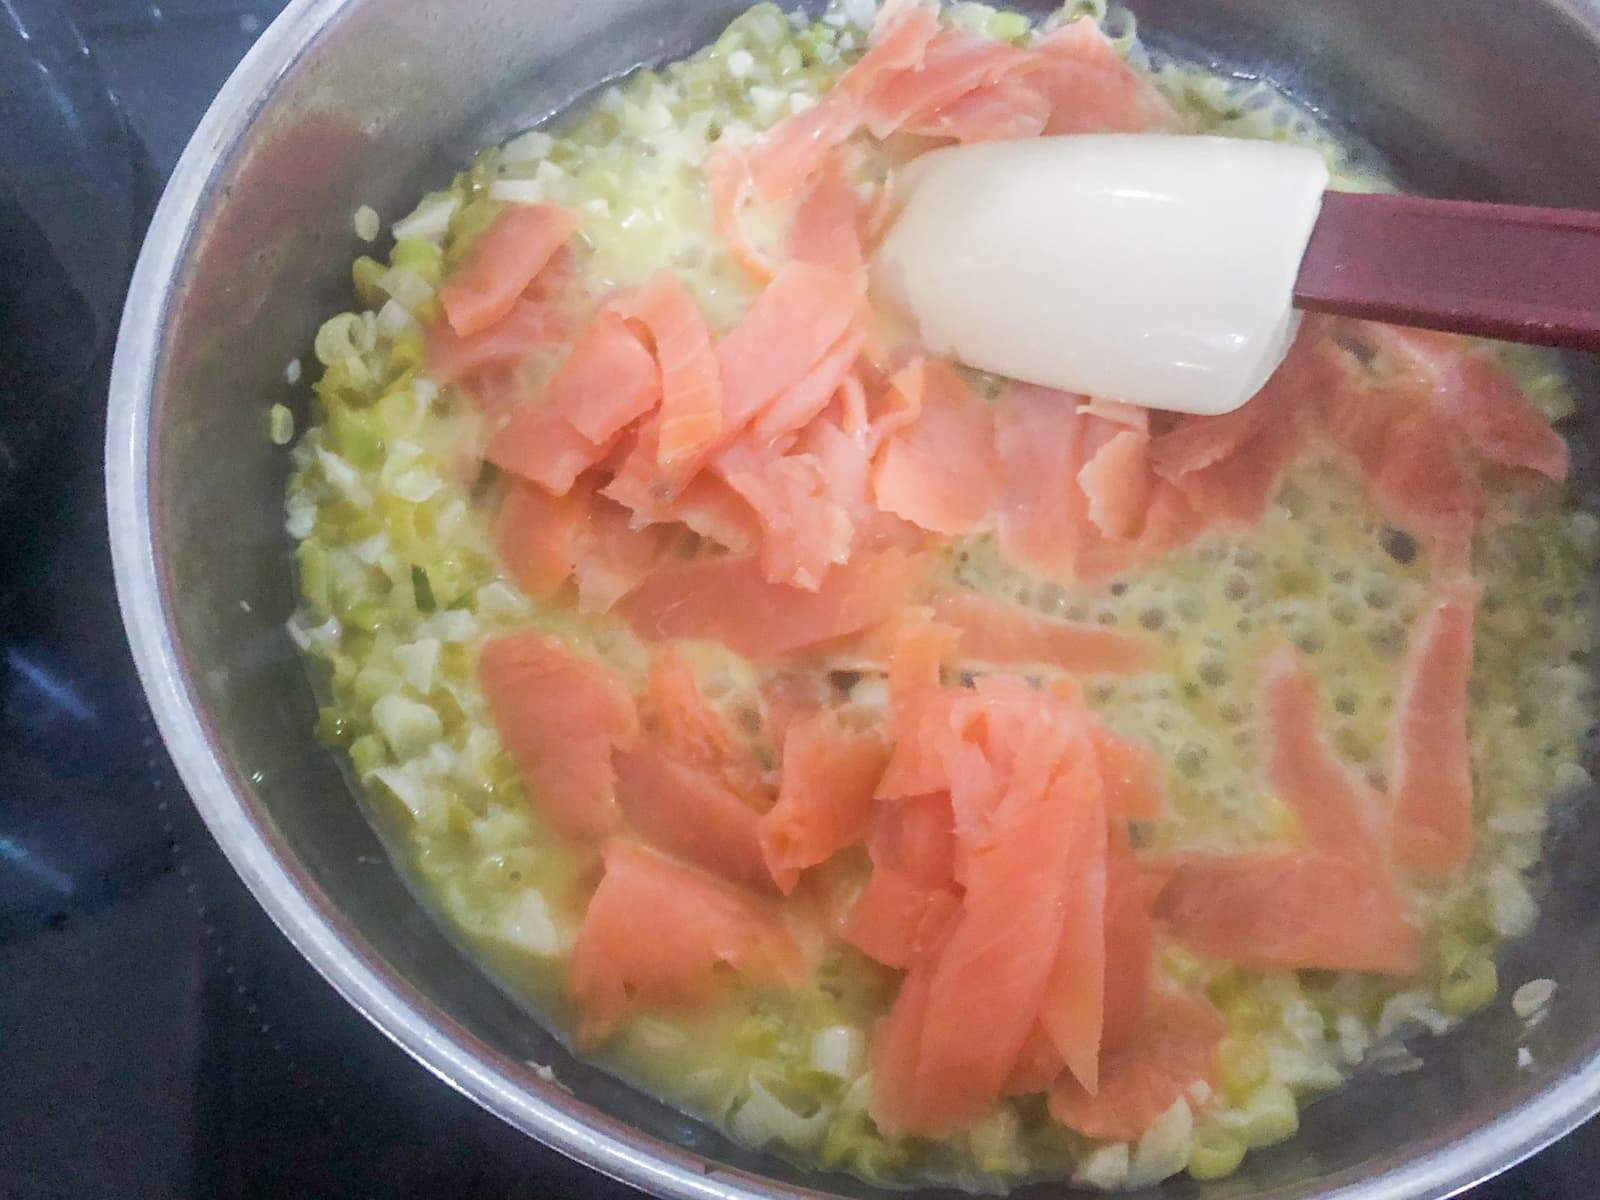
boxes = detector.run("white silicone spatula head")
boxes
[872,134,1330,415]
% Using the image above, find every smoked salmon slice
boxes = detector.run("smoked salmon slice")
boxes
[875,611,962,801]
[796,415,926,552]
[706,144,777,283]
[612,270,724,466]
[478,632,638,841]
[1259,644,1386,858]
[486,401,617,497]
[643,648,767,799]
[842,865,961,970]
[570,494,672,613]
[747,326,866,446]
[721,448,854,591]
[842,792,958,968]
[1032,18,1182,135]
[1356,323,1568,483]
[859,31,1038,140]
[736,0,938,202]
[494,476,587,599]
[1078,428,1152,540]
[548,309,660,445]
[842,0,943,103]
[870,716,1100,1136]
[758,710,890,892]
[1148,322,1327,480]
[618,547,924,660]
[1309,322,1549,538]
[1048,991,1222,1142]
[601,421,762,552]
[1157,851,1421,974]
[758,672,829,752]
[1004,1023,1068,1096]
[1157,645,1421,973]
[789,154,867,273]
[1037,750,1109,1094]
[1148,327,1330,525]
[898,75,1052,143]
[439,203,579,337]
[1369,410,1484,539]
[743,92,863,207]
[994,383,1091,583]
[870,790,960,889]
[605,264,866,515]
[872,357,928,439]
[1093,726,1167,824]
[871,360,1000,536]
[1390,576,1481,878]
[1172,402,1304,526]
[718,262,867,435]
[613,742,775,894]
[866,907,954,1131]
[1099,847,1170,1054]
[1450,352,1569,482]
[425,295,569,385]
[567,840,807,1044]
[929,590,1157,675]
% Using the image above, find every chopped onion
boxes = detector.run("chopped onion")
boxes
[372,693,444,757]
[500,128,554,164]
[371,764,438,818]
[1072,1143,1130,1190]
[350,531,389,565]
[377,264,434,309]
[389,466,443,504]
[315,447,371,507]
[1487,864,1538,938]
[392,193,460,244]
[841,0,876,29]
[477,580,531,619]
[285,612,339,650]
[489,178,545,205]
[394,637,441,694]
[1377,990,1454,1039]
[1127,1097,1192,1188]
[809,1026,866,1080]
[728,1073,830,1150]
[285,496,316,539]
[421,609,478,643]
[495,889,561,957]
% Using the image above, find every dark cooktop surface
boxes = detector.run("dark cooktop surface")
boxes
[0,2,1592,1196]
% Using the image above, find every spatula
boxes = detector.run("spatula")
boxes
[1296,190,1600,350]
[873,135,1600,416]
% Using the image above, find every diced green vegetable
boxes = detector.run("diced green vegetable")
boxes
[1439,953,1499,1016]
[349,733,387,777]
[352,256,387,308]
[412,565,437,612]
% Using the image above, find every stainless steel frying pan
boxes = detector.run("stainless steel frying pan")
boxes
[107,1,1600,1195]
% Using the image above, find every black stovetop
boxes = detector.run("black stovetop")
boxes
[0,3,1592,1196]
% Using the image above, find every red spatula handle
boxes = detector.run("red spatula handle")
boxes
[1295,190,1600,351]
